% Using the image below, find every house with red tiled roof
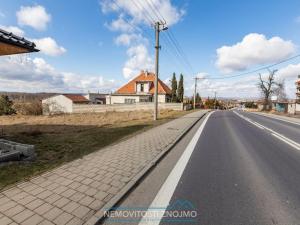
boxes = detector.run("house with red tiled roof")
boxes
[106,71,172,104]
[42,94,90,114]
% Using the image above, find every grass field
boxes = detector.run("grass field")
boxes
[0,109,190,190]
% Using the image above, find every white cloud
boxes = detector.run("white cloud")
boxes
[17,5,51,31]
[114,33,146,46]
[101,0,184,26]
[277,63,300,79]
[0,25,24,36]
[0,56,119,93]
[108,16,134,32]
[190,62,300,98]
[32,37,66,56]
[123,44,154,79]
[100,0,184,79]
[216,33,296,73]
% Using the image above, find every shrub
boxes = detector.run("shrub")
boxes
[13,101,43,115]
[0,95,16,115]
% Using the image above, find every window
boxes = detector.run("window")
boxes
[125,99,136,104]
[140,83,144,92]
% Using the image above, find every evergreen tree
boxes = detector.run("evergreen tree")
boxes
[0,95,16,115]
[171,73,177,102]
[177,74,184,102]
[195,93,201,103]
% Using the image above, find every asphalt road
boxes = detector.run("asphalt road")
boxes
[162,110,300,225]
[102,110,300,225]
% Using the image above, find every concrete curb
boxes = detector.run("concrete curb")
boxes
[86,110,209,225]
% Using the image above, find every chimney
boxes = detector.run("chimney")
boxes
[145,70,148,76]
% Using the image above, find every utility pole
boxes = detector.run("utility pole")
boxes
[193,77,202,109]
[153,21,168,120]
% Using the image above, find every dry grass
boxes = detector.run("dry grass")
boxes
[0,109,189,190]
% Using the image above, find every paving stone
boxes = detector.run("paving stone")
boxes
[44,193,61,204]
[46,183,60,191]
[28,187,45,196]
[39,219,55,225]
[0,196,10,206]
[43,207,63,221]
[69,192,85,202]
[12,209,34,223]
[71,205,90,218]
[53,186,68,195]
[39,180,53,188]
[103,194,114,203]
[107,186,120,195]
[36,190,53,199]
[53,212,73,225]
[93,191,108,201]
[65,217,83,225]
[79,196,94,206]
[3,204,25,217]
[61,189,76,198]
[89,199,104,211]
[0,216,12,225]
[18,195,36,205]
[33,203,53,215]
[81,178,93,185]
[77,184,89,193]
[22,184,39,193]
[25,199,44,210]
[85,188,97,197]
[22,214,43,225]
[89,181,101,189]
[62,201,80,214]
[3,188,21,197]
[0,201,17,212]
[68,182,81,190]
[110,180,124,188]
[53,197,70,208]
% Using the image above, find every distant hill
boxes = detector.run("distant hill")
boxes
[0,92,59,102]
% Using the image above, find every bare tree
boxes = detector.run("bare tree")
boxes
[257,69,278,111]
[273,79,287,101]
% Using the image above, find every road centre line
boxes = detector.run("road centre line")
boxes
[233,111,300,151]
[138,111,214,225]
[252,112,300,126]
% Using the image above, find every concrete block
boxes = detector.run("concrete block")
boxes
[0,139,36,162]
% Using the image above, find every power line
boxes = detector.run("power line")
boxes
[111,0,154,42]
[132,0,156,25]
[112,0,194,76]
[144,0,165,23]
[165,30,195,74]
[147,0,167,23]
[143,0,195,75]
[204,54,300,80]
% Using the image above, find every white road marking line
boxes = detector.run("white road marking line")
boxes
[271,133,300,150]
[253,112,300,126]
[233,111,300,151]
[138,111,214,225]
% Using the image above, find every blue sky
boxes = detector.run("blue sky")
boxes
[1,0,300,98]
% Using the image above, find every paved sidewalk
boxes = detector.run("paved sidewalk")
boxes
[253,112,300,124]
[0,110,207,225]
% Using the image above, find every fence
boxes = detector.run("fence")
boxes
[72,102,184,113]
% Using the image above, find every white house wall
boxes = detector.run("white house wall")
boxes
[42,95,73,114]
[107,94,167,104]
